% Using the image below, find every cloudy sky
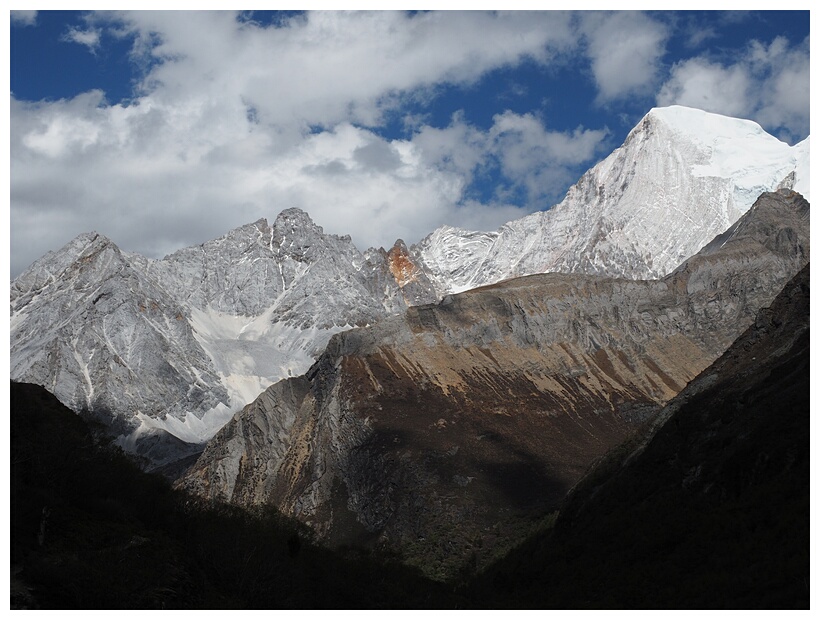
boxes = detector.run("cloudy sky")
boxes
[9,10,810,277]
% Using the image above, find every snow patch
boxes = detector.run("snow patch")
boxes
[187,304,351,432]
[118,402,236,447]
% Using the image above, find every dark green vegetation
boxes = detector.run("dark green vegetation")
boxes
[10,381,456,609]
[10,266,810,609]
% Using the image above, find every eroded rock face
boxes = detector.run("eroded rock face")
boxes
[180,190,809,572]
[386,240,438,307]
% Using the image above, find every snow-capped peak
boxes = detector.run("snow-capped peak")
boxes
[645,105,774,141]
[416,105,809,292]
[645,105,810,209]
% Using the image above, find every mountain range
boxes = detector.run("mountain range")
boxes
[9,103,811,604]
[9,106,810,469]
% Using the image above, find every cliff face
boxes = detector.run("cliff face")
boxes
[180,190,809,573]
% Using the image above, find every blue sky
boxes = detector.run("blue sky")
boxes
[9,10,811,277]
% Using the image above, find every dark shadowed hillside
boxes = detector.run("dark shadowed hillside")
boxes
[10,381,456,609]
[469,264,810,609]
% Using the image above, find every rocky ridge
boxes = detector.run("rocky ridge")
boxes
[10,210,425,465]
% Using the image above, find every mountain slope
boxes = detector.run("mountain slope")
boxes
[471,263,809,608]
[10,380,457,609]
[180,190,808,578]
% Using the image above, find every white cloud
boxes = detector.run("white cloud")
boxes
[405,110,610,205]
[748,36,810,141]
[108,10,578,129]
[488,111,609,202]
[411,112,490,178]
[11,10,37,26]
[580,11,669,103]
[19,91,107,158]
[10,10,599,276]
[656,58,751,119]
[62,26,102,52]
[657,35,809,142]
